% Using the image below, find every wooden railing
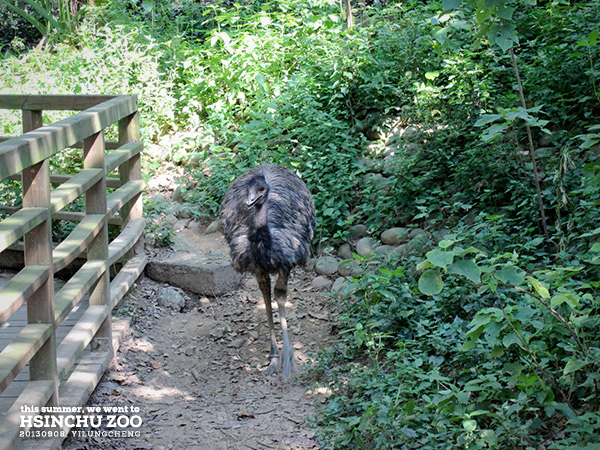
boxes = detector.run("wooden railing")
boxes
[0,95,146,449]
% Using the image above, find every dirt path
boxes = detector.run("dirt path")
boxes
[64,267,334,449]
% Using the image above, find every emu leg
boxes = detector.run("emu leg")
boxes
[274,269,297,381]
[257,272,280,374]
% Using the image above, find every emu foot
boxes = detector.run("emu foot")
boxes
[280,344,298,382]
[265,345,297,381]
[266,351,281,376]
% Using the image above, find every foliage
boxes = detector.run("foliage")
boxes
[314,227,600,448]
[0,0,83,43]
[144,197,175,247]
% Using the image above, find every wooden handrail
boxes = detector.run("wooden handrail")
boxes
[0,95,137,180]
[0,207,48,253]
[0,94,118,111]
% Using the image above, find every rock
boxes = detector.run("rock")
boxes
[538,132,553,147]
[364,173,392,192]
[190,153,202,168]
[173,218,190,232]
[375,245,394,256]
[151,194,167,205]
[381,227,409,245]
[165,204,192,219]
[357,157,375,169]
[316,241,331,255]
[348,224,367,240]
[356,237,376,257]
[402,125,421,142]
[206,220,220,234]
[147,173,172,190]
[365,126,380,141]
[463,212,477,226]
[172,186,184,203]
[176,206,192,219]
[190,320,231,339]
[391,244,409,258]
[311,276,332,290]
[146,251,244,296]
[315,256,339,276]
[337,260,363,277]
[228,338,246,349]
[331,277,348,295]
[407,234,433,256]
[157,287,186,312]
[337,243,353,260]
[534,147,556,159]
[408,228,427,239]
[383,155,402,174]
[403,143,421,154]
[434,228,449,243]
[165,214,178,226]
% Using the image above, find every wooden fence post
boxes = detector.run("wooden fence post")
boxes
[118,107,143,254]
[21,109,59,407]
[83,131,113,352]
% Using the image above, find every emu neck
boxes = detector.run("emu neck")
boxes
[248,203,272,271]
[252,203,269,231]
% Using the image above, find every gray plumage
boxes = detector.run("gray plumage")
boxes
[219,164,316,380]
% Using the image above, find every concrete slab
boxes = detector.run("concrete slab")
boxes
[146,229,244,296]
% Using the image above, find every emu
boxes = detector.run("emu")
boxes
[219,164,316,380]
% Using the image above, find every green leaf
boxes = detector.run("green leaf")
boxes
[438,239,455,249]
[495,35,513,52]
[425,71,440,80]
[466,312,493,331]
[527,276,550,299]
[442,0,461,9]
[448,259,481,283]
[461,338,478,350]
[563,358,587,376]
[474,113,502,127]
[551,293,580,308]
[497,5,515,20]
[481,124,508,141]
[417,259,436,270]
[462,419,477,432]
[426,249,454,269]
[502,332,522,348]
[550,294,567,307]
[434,27,449,45]
[21,0,62,32]
[418,270,444,296]
[495,266,525,286]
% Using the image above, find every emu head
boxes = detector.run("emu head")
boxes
[246,175,269,208]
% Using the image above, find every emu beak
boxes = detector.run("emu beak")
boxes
[246,193,260,208]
